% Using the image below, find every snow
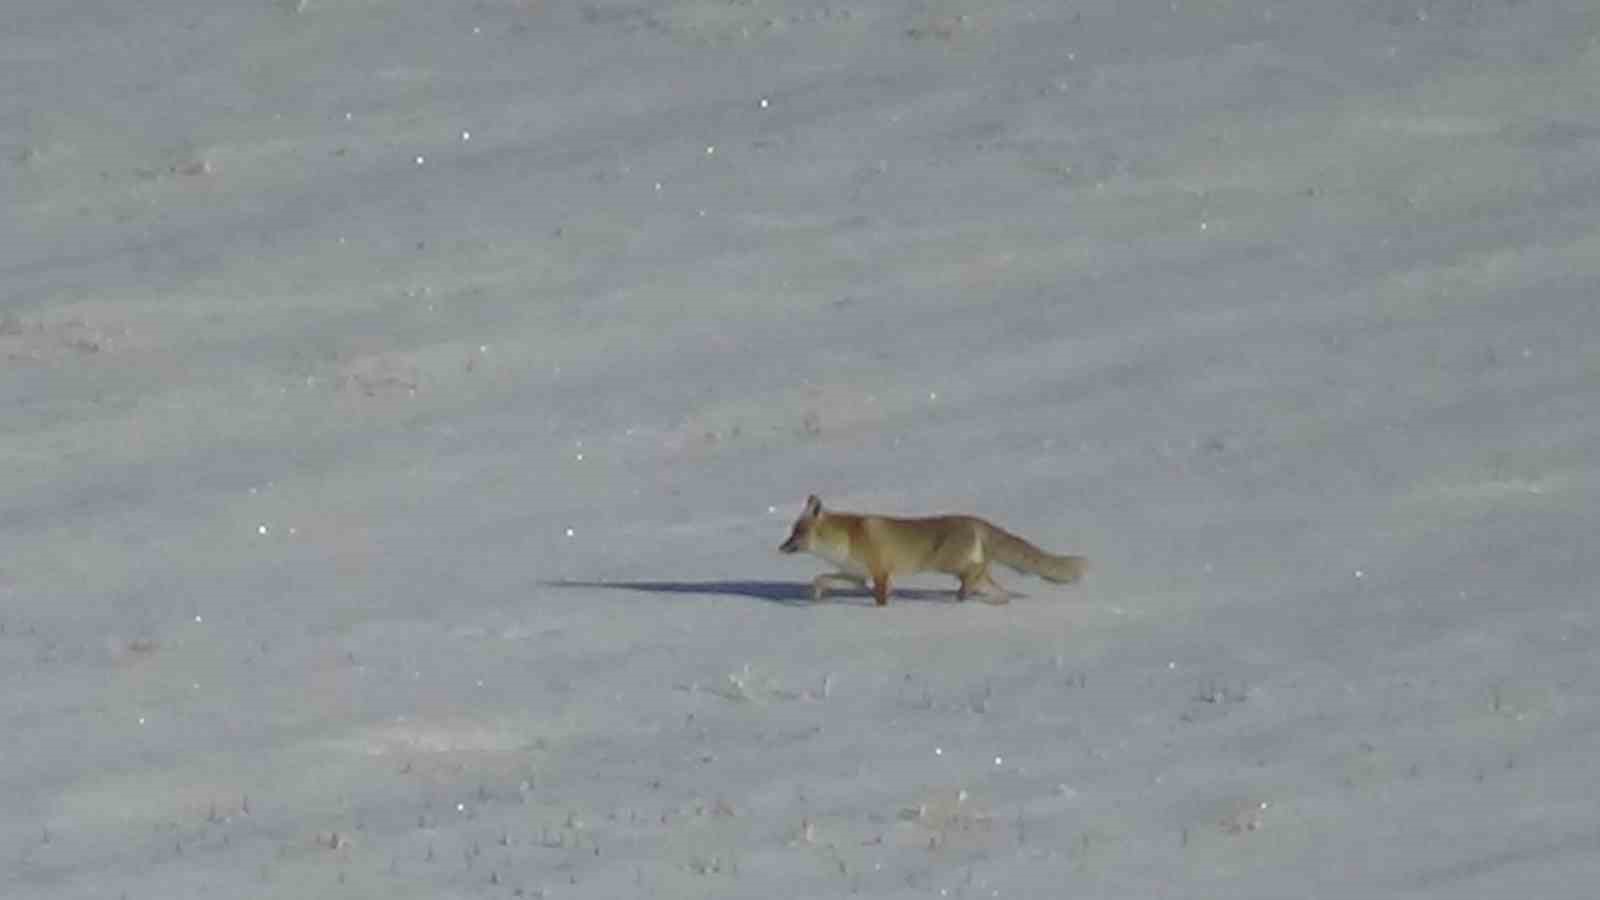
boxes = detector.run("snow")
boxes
[4,0,1599,897]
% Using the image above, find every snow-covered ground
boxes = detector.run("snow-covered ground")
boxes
[5,1,1599,896]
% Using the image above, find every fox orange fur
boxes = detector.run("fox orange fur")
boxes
[778,495,1086,606]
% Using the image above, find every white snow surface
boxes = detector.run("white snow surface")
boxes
[5,1,1600,897]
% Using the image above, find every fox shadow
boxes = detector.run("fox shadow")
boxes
[543,579,957,606]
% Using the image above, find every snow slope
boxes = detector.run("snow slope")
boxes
[4,1,1599,897]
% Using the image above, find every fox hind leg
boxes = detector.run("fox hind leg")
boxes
[957,562,988,602]
[956,571,977,601]
[979,571,1014,605]
[958,562,1012,605]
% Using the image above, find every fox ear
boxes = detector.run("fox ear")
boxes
[804,494,822,517]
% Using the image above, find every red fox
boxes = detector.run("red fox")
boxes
[777,495,1086,606]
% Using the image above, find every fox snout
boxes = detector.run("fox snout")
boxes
[780,495,823,554]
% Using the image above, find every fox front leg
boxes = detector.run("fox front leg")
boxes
[811,572,866,603]
[872,572,892,607]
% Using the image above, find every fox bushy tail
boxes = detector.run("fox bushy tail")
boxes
[985,525,1087,583]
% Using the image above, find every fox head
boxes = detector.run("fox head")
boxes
[778,494,824,554]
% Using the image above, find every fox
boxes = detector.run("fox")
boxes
[777,494,1086,606]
